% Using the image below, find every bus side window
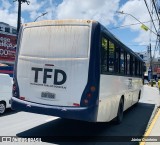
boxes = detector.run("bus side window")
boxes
[136,60,140,76]
[140,62,142,76]
[109,41,115,72]
[135,59,137,76]
[127,53,130,75]
[124,51,127,75]
[115,46,120,74]
[132,57,135,76]
[120,49,125,74]
[101,37,108,74]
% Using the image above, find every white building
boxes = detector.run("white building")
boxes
[0,22,17,36]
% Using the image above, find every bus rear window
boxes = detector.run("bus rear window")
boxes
[19,25,90,58]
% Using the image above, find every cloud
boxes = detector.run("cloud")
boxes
[34,0,57,21]
[0,1,17,27]
[2,0,156,53]
[21,0,46,21]
[21,0,44,12]
[55,0,120,26]
[1,0,11,10]
[0,0,121,28]
[0,0,56,26]
[0,10,17,27]
[118,0,158,46]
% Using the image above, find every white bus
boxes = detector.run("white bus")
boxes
[11,20,144,123]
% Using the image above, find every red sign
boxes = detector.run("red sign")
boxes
[157,68,160,74]
[0,33,16,62]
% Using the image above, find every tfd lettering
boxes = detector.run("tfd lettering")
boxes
[31,67,67,85]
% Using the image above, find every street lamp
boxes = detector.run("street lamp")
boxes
[34,12,48,22]
[116,11,157,36]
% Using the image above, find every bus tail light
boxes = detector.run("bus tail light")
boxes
[13,85,16,91]
[12,78,19,98]
[84,99,88,104]
[73,103,80,107]
[87,93,92,98]
[12,84,17,97]
[81,85,96,106]
[90,86,96,92]
[19,96,25,100]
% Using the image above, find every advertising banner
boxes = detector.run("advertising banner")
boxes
[157,68,160,74]
[0,33,16,62]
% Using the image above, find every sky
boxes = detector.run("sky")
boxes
[0,0,159,55]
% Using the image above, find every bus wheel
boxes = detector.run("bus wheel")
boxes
[0,102,6,115]
[138,91,141,101]
[115,98,124,124]
[135,91,141,105]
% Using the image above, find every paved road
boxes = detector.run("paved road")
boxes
[0,85,158,145]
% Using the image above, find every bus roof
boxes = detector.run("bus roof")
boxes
[22,19,95,27]
[21,19,143,62]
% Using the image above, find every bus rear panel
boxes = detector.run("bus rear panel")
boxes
[12,20,100,122]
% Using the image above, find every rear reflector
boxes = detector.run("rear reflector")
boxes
[84,99,88,104]
[87,93,92,98]
[90,86,96,92]
[19,96,25,100]
[13,85,16,91]
[73,103,80,107]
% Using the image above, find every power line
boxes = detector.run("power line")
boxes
[152,0,160,57]
[151,0,160,22]
[127,44,156,46]
[153,36,159,58]
[144,0,158,33]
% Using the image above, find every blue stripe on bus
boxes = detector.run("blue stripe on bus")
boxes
[12,26,23,98]
[11,97,98,122]
[80,22,101,120]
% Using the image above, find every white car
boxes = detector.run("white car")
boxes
[0,74,13,115]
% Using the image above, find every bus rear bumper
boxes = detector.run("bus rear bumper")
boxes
[11,97,98,122]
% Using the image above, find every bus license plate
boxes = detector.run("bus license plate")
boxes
[41,92,56,99]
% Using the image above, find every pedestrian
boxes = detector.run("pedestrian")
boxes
[158,79,160,94]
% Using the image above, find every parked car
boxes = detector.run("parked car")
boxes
[0,74,13,115]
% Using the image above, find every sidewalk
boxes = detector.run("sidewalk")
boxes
[139,85,160,145]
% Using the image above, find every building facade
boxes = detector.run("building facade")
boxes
[137,51,160,80]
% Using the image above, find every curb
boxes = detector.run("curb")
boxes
[139,107,160,145]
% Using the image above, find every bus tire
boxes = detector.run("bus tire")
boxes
[135,91,141,105]
[0,101,6,115]
[138,91,141,101]
[115,98,124,124]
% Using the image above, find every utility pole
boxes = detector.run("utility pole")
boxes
[156,0,160,55]
[13,0,30,36]
[149,43,153,80]
[149,1,153,81]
